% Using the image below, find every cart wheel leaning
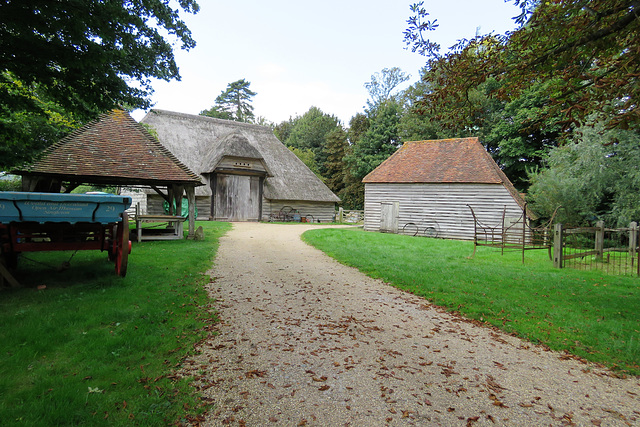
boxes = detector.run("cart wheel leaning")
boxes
[115,212,130,277]
[423,220,440,238]
[402,223,419,236]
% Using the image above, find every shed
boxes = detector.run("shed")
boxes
[362,137,528,240]
[137,109,340,222]
[14,109,203,238]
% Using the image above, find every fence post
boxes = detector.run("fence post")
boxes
[338,207,344,223]
[595,220,605,260]
[553,223,563,268]
[630,221,638,270]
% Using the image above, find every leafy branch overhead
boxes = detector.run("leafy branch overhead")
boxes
[0,0,200,169]
[0,0,200,118]
[404,0,640,131]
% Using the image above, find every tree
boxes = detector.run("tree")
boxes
[364,67,411,110]
[0,0,199,119]
[274,118,295,143]
[201,79,256,123]
[198,105,233,121]
[283,107,341,176]
[481,79,564,189]
[348,101,402,180]
[528,122,640,226]
[288,147,322,180]
[0,72,80,169]
[340,114,370,210]
[404,0,640,131]
[398,67,459,142]
[0,0,199,169]
[323,127,348,195]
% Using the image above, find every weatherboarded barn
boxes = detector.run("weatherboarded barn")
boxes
[138,110,340,221]
[362,137,527,240]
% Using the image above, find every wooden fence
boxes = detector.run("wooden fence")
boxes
[553,221,639,276]
[336,208,364,224]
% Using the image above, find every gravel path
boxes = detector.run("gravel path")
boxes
[183,222,639,426]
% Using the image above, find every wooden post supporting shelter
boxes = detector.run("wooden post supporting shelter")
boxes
[186,185,196,239]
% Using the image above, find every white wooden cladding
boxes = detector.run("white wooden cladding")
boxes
[148,195,335,223]
[147,194,211,220]
[262,200,336,222]
[364,183,524,240]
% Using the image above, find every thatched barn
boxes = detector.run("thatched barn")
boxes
[136,109,340,221]
[362,137,528,240]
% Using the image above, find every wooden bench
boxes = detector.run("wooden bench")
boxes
[134,204,186,242]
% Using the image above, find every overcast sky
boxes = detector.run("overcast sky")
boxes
[132,0,521,125]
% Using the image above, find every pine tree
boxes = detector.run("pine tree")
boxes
[201,79,256,123]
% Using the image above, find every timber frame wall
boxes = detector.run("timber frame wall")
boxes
[364,183,524,240]
[146,195,336,223]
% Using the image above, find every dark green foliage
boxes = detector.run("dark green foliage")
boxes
[0,72,80,169]
[404,0,640,131]
[323,127,348,195]
[481,79,564,190]
[528,123,640,226]
[347,101,402,180]
[281,106,341,176]
[0,0,198,169]
[0,0,199,119]
[201,79,256,123]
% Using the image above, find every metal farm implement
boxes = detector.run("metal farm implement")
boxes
[0,192,132,287]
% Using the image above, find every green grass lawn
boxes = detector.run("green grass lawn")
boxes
[0,221,231,426]
[302,228,640,376]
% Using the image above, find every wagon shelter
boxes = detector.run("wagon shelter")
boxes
[14,109,203,238]
[362,137,529,240]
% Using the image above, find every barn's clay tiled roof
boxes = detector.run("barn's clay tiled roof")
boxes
[363,137,527,211]
[20,109,201,186]
[363,137,507,184]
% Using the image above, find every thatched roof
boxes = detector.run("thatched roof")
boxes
[16,109,202,187]
[141,110,340,203]
[201,132,269,174]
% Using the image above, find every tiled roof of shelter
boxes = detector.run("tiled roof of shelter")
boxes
[18,109,202,186]
[363,137,508,184]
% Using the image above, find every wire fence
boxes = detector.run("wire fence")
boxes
[554,221,639,277]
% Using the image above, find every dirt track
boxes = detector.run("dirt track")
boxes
[182,222,639,426]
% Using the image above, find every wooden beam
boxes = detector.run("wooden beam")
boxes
[0,260,20,288]
[186,185,196,239]
[151,186,170,203]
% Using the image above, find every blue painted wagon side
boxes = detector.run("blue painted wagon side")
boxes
[0,192,132,224]
[0,192,132,282]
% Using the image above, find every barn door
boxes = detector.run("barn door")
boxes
[213,174,261,221]
[380,201,399,233]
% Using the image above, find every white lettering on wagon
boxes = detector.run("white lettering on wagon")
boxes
[23,201,90,216]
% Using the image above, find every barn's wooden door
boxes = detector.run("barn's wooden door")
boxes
[213,174,261,221]
[380,201,399,233]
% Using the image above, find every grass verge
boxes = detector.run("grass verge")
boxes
[302,228,640,376]
[0,221,231,426]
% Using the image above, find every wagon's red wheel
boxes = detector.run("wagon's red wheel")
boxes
[115,212,130,277]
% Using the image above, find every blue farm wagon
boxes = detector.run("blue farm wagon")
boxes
[0,192,132,283]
